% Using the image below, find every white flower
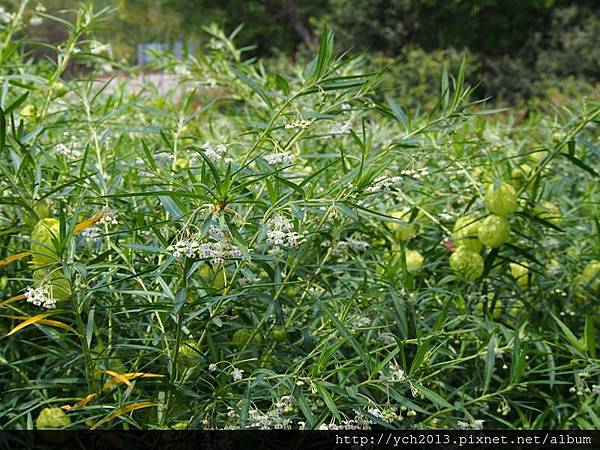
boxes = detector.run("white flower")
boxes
[284,119,311,130]
[155,153,174,164]
[98,210,118,226]
[89,40,111,55]
[264,152,294,165]
[55,143,82,159]
[24,285,56,309]
[202,142,228,162]
[208,363,218,372]
[266,214,304,248]
[232,367,244,381]
[341,103,351,111]
[80,227,102,242]
[0,6,14,23]
[329,120,352,135]
[35,4,47,12]
[29,16,43,26]
[366,176,403,193]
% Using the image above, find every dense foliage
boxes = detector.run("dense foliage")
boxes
[10,0,600,103]
[1,3,599,430]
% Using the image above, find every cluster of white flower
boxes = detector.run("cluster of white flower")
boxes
[167,239,241,264]
[29,16,43,26]
[174,65,192,77]
[264,152,293,166]
[202,142,229,162]
[246,408,293,430]
[24,285,56,309]
[458,419,485,430]
[98,211,118,226]
[89,40,111,55]
[55,143,82,159]
[329,120,352,135]
[341,103,352,111]
[80,226,102,242]
[366,176,403,193]
[238,272,261,287]
[351,316,372,329]
[380,363,405,382]
[401,167,429,179]
[0,6,14,23]
[284,119,311,130]
[266,214,304,248]
[231,367,244,381]
[155,153,174,165]
[592,385,600,395]
[326,237,370,256]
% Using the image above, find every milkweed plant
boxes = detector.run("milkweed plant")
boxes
[0,2,599,431]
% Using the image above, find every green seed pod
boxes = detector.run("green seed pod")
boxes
[449,247,484,281]
[574,260,600,294]
[36,407,71,430]
[511,164,533,189]
[478,215,510,248]
[177,341,201,368]
[533,201,561,226]
[485,182,518,217]
[452,216,482,253]
[272,326,288,342]
[0,276,7,290]
[388,209,417,241]
[33,270,71,300]
[509,262,529,289]
[53,81,68,98]
[31,218,61,266]
[405,249,424,272]
[20,104,36,118]
[232,329,262,348]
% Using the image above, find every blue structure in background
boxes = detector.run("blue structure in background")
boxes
[136,41,193,65]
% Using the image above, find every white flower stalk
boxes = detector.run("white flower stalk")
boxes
[24,285,56,309]
[55,143,82,160]
[264,152,294,166]
[329,120,352,135]
[98,210,118,226]
[366,176,403,193]
[284,119,311,130]
[202,142,228,162]
[167,239,241,264]
[266,214,304,248]
[231,367,244,381]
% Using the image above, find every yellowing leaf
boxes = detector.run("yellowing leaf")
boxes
[62,393,97,411]
[103,370,132,387]
[0,252,31,269]
[36,319,77,334]
[7,312,57,336]
[102,372,164,390]
[90,402,158,430]
[74,212,108,234]
[0,294,26,308]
